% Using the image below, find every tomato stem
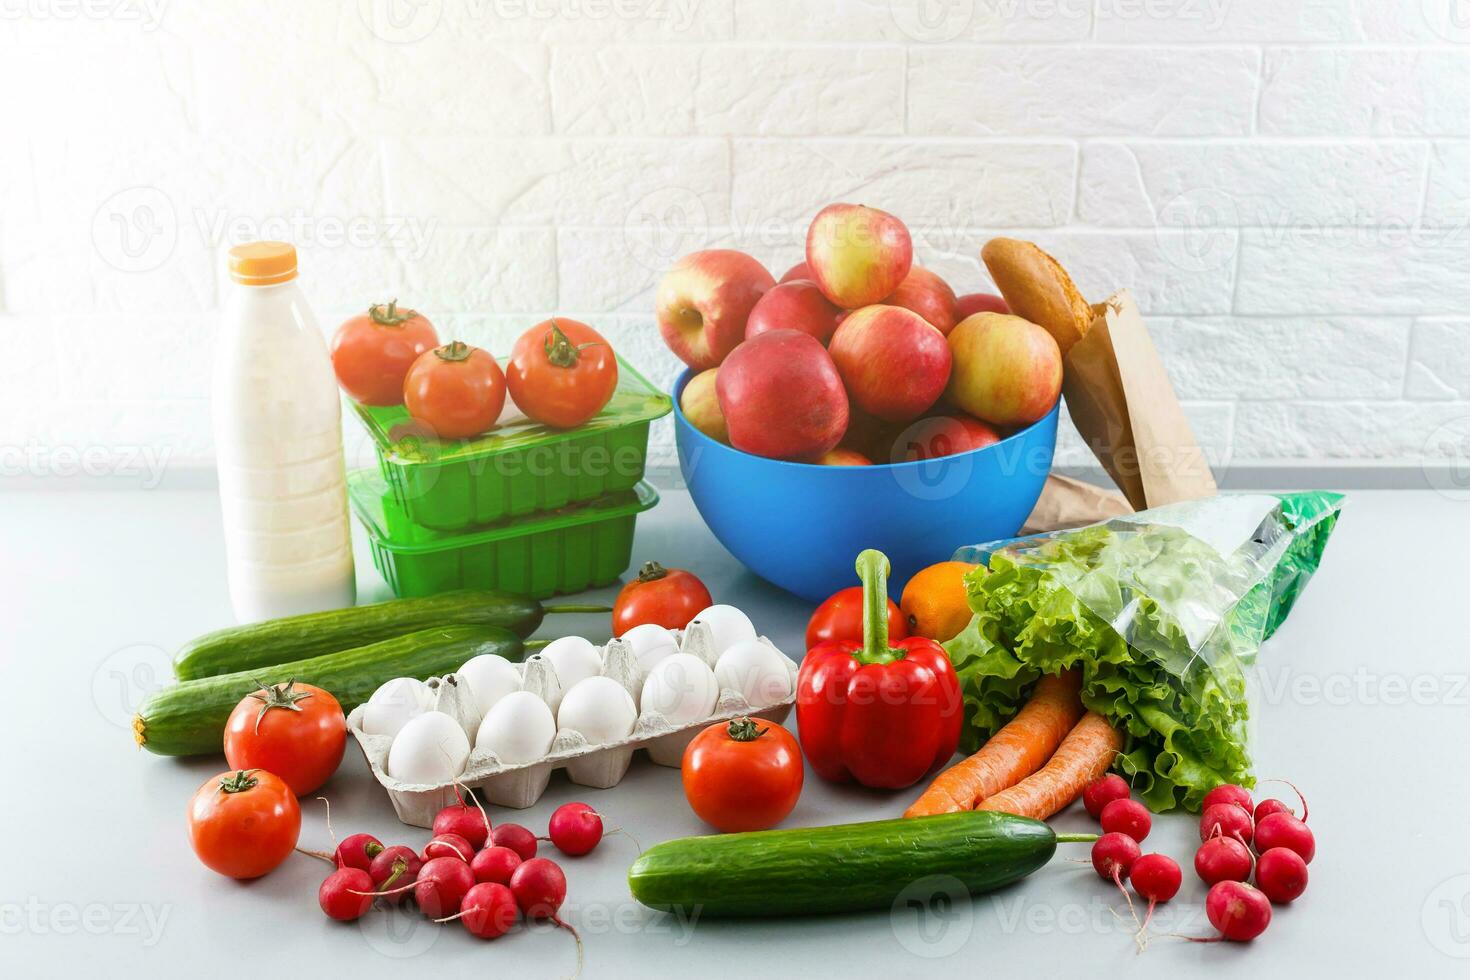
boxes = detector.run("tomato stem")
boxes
[726,717,766,742]
[635,561,669,583]
[368,299,418,327]
[218,770,259,794]
[434,340,473,362]
[247,678,314,735]
[543,319,602,368]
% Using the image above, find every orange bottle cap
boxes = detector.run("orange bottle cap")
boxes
[228,241,297,285]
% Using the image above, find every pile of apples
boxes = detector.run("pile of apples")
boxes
[658,204,1063,465]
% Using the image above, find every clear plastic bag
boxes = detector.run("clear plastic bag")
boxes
[946,492,1343,811]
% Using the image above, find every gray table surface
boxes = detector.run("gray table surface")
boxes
[3,483,1465,977]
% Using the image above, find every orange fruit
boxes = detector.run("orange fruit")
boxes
[900,561,980,642]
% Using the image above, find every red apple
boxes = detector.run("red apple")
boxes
[680,367,727,443]
[778,261,811,283]
[882,267,959,335]
[744,279,844,344]
[656,249,775,370]
[716,330,848,460]
[956,292,1009,319]
[805,203,913,308]
[897,414,1002,461]
[827,305,951,423]
[946,313,1062,427]
[814,447,872,466]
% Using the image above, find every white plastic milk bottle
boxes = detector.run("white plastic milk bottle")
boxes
[213,242,355,622]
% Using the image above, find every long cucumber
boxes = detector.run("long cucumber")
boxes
[173,590,604,680]
[137,625,522,756]
[628,811,1086,917]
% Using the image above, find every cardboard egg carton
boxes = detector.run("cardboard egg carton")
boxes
[346,620,796,828]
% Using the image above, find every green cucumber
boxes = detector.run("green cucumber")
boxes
[137,624,522,757]
[173,590,603,680]
[628,811,1084,917]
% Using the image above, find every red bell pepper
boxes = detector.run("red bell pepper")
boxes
[796,549,963,789]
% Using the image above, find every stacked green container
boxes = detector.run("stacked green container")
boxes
[347,355,671,599]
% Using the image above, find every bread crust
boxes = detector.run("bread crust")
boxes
[980,238,1094,355]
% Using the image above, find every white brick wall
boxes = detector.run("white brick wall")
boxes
[4,0,1470,483]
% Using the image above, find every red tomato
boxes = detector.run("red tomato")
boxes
[613,561,714,634]
[187,769,301,879]
[223,681,346,796]
[805,585,908,650]
[404,341,507,440]
[331,300,439,405]
[682,718,803,833]
[506,318,618,429]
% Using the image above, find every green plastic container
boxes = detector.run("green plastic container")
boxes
[349,355,671,531]
[349,470,659,599]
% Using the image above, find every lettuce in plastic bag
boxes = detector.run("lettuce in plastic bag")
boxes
[945,492,1342,812]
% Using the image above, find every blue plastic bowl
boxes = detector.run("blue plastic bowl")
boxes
[673,369,1058,602]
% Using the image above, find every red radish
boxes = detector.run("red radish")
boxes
[471,846,523,885]
[1091,832,1142,882]
[491,823,538,861]
[1201,784,1253,815]
[319,867,374,921]
[1199,803,1253,846]
[1082,774,1130,820]
[404,856,475,917]
[1194,835,1253,884]
[422,833,474,863]
[334,832,384,872]
[1205,881,1272,941]
[1255,847,1309,903]
[1255,798,1293,822]
[446,882,519,940]
[1130,853,1181,903]
[1099,798,1151,842]
[433,802,491,850]
[547,802,604,857]
[1254,811,1315,864]
[368,845,421,904]
[509,858,582,968]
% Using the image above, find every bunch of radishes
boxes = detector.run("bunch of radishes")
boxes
[1081,775,1315,945]
[315,797,608,949]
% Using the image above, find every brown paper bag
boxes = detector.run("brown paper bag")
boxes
[1023,289,1216,531]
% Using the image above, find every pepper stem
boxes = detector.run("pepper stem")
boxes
[856,549,899,665]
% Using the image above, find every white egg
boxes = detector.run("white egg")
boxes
[689,604,757,656]
[639,653,719,724]
[619,623,679,674]
[557,676,638,745]
[363,677,432,738]
[538,636,604,710]
[387,711,470,784]
[714,640,794,708]
[475,690,556,765]
[457,653,522,717]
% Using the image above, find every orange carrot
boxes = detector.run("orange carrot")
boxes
[975,711,1123,820]
[904,670,1084,818]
